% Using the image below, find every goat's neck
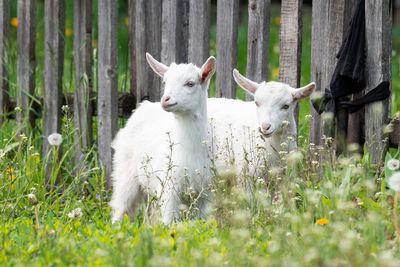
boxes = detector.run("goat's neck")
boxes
[172,103,209,170]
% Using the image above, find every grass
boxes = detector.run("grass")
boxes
[1,1,400,266]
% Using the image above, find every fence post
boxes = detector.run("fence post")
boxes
[162,0,189,65]
[188,0,210,67]
[0,0,9,127]
[43,0,65,174]
[128,0,136,98]
[365,0,392,165]
[73,0,92,173]
[135,0,162,102]
[309,0,352,147]
[246,0,270,101]
[216,0,239,98]
[279,0,302,125]
[98,0,118,189]
[16,0,36,130]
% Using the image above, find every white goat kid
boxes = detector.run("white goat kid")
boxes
[110,53,216,224]
[208,69,315,172]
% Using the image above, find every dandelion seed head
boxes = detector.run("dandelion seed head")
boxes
[68,208,83,219]
[387,159,400,171]
[47,133,62,146]
[388,172,400,192]
[27,193,38,205]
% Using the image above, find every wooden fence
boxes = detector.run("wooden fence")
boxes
[0,0,398,187]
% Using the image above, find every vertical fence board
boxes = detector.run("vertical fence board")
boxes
[246,0,270,101]
[188,0,210,67]
[73,0,92,172]
[43,0,65,160]
[16,0,36,130]
[310,0,350,147]
[98,0,118,188]
[135,0,162,103]
[279,0,301,122]
[161,0,189,65]
[0,0,9,126]
[216,0,239,98]
[365,0,392,164]
[128,0,136,97]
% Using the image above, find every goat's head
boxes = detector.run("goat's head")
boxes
[233,69,315,137]
[146,53,216,115]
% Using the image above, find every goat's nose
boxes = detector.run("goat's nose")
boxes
[261,122,271,133]
[162,96,170,104]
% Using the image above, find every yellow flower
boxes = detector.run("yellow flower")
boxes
[11,17,18,28]
[170,230,175,238]
[272,67,279,78]
[6,168,15,190]
[124,17,129,26]
[65,28,72,37]
[92,39,98,47]
[316,218,329,225]
[274,16,280,25]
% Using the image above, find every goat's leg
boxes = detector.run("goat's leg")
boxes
[110,168,143,223]
[159,191,181,225]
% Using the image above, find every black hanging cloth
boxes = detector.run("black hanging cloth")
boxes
[311,0,390,115]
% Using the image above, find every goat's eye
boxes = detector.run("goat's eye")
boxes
[255,101,260,107]
[185,81,195,87]
[281,104,289,110]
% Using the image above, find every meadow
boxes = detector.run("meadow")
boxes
[1,2,400,266]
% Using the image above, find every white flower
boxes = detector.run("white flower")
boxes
[68,208,83,219]
[388,172,400,192]
[47,133,62,146]
[27,193,38,205]
[387,159,400,171]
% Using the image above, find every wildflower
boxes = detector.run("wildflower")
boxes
[7,168,16,190]
[65,28,72,37]
[68,208,83,219]
[61,105,69,112]
[280,142,288,149]
[305,114,312,120]
[124,17,129,25]
[387,159,400,171]
[11,17,18,27]
[274,16,280,25]
[316,218,329,225]
[49,230,55,236]
[47,133,62,146]
[170,230,175,238]
[14,106,21,112]
[27,193,38,205]
[388,172,400,192]
[281,120,289,127]
[272,67,279,77]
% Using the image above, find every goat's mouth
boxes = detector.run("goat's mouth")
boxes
[162,102,178,111]
[259,127,275,138]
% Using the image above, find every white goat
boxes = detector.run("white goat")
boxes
[208,69,315,173]
[110,53,216,224]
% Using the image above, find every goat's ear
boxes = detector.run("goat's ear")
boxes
[146,52,168,78]
[200,56,216,83]
[232,69,259,95]
[291,82,316,101]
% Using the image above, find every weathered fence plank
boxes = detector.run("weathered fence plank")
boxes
[365,0,392,164]
[73,0,93,172]
[188,0,210,67]
[16,0,36,130]
[135,0,162,102]
[389,119,400,148]
[279,0,301,121]
[162,0,189,65]
[309,0,352,147]
[128,0,136,98]
[216,0,239,98]
[246,0,270,101]
[0,0,9,126]
[98,0,118,188]
[43,0,65,160]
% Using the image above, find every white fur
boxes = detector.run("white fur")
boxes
[110,54,216,224]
